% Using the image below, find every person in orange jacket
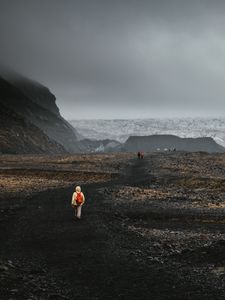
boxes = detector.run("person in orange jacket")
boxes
[71,186,85,219]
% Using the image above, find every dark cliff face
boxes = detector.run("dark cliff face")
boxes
[0,70,80,153]
[0,102,66,154]
[0,67,60,116]
[9,78,60,116]
[123,135,225,153]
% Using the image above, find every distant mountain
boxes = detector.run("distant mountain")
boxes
[0,102,65,154]
[123,135,225,153]
[0,68,80,153]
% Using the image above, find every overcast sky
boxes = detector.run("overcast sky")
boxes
[1,0,225,119]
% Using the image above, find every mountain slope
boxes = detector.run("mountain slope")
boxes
[0,102,66,154]
[0,70,80,153]
[0,66,60,116]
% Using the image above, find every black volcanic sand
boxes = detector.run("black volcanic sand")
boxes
[1,154,225,299]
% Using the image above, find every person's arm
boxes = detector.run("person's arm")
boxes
[71,192,76,206]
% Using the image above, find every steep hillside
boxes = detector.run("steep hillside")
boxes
[0,66,59,116]
[0,71,80,153]
[9,77,60,116]
[0,102,66,154]
[123,135,225,153]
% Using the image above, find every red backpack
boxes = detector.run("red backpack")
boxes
[76,192,83,204]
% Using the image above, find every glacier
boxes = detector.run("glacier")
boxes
[70,118,225,147]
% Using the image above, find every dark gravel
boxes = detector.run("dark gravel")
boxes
[1,154,225,299]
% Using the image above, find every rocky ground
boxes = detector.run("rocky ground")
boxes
[0,153,132,201]
[1,152,225,299]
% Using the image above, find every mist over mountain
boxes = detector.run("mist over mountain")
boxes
[2,1,225,119]
[0,68,80,153]
[0,66,60,116]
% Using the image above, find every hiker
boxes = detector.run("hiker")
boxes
[137,151,141,159]
[140,152,144,159]
[71,186,85,219]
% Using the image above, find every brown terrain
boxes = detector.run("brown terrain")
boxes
[1,152,225,299]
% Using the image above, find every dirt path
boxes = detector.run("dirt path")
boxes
[1,155,225,299]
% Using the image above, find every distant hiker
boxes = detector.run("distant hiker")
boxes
[137,151,141,159]
[140,152,144,159]
[71,186,85,220]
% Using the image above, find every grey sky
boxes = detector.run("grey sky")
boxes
[1,0,225,119]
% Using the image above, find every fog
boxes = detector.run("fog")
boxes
[1,0,225,119]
